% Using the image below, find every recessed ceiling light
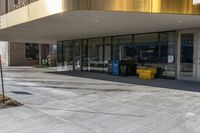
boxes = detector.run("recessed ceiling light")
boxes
[178,20,182,23]
[95,19,99,23]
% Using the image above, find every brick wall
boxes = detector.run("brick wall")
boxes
[9,42,39,66]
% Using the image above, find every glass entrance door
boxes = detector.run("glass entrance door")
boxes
[178,31,197,80]
[74,40,81,71]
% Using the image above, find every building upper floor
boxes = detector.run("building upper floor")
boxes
[0,0,39,15]
[1,0,200,15]
[1,0,200,27]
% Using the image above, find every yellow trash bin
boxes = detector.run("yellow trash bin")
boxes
[138,69,155,80]
[148,68,157,75]
[137,68,147,75]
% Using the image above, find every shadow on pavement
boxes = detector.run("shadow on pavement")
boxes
[47,71,200,93]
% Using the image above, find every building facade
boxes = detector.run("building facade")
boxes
[0,42,55,66]
[1,0,200,81]
[0,0,39,15]
[57,31,177,79]
[0,0,55,66]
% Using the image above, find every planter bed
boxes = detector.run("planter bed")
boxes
[0,95,22,109]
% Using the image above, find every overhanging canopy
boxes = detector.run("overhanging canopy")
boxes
[0,11,200,44]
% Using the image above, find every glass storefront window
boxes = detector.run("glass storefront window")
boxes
[82,40,89,71]
[134,33,159,65]
[63,41,74,71]
[74,40,81,71]
[88,38,104,72]
[25,43,39,60]
[113,36,133,60]
[57,31,177,79]
[159,32,176,78]
[180,33,194,77]
[133,32,176,78]
[104,38,112,72]
[57,42,63,65]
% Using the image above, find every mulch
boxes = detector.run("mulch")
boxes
[0,95,22,109]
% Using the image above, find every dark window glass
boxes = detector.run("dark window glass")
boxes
[134,33,159,64]
[25,43,39,60]
[181,33,194,63]
[113,36,132,60]
[82,40,89,71]
[63,41,74,70]
[180,33,194,77]
[88,38,104,72]
[57,42,63,64]
[104,38,112,72]
[74,40,81,71]
[159,32,176,78]
[55,31,176,78]
[14,0,19,4]
[133,32,176,78]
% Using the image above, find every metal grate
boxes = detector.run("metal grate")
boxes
[11,91,33,95]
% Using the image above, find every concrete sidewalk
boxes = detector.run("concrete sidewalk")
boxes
[1,67,200,133]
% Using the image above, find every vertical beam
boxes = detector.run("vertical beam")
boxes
[73,41,75,71]
[61,42,64,66]
[111,37,113,60]
[56,43,59,65]
[103,38,105,72]
[132,35,135,60]
[39,44,42,66]
[197,29,200,81]
[158,33,161,66]
[80,40,83,71]
[5,0,9,13]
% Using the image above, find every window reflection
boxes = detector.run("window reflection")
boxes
[63,41,73,71]
[25,43,39,60]
[57,31,177,78]
[82,40,89,71]
[88,38,104,72]
[113,36,132,60]
[57,42,63,65]
[180,33,194,77]
[159,32,176,77]
[134,33,159,64]
[104,38,112,72]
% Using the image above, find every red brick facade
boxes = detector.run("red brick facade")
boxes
[9,42,39,66]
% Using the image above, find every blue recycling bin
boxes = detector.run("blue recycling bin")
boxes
[112,60,120,76]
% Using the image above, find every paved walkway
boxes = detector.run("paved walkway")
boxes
[1,67,200,133]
